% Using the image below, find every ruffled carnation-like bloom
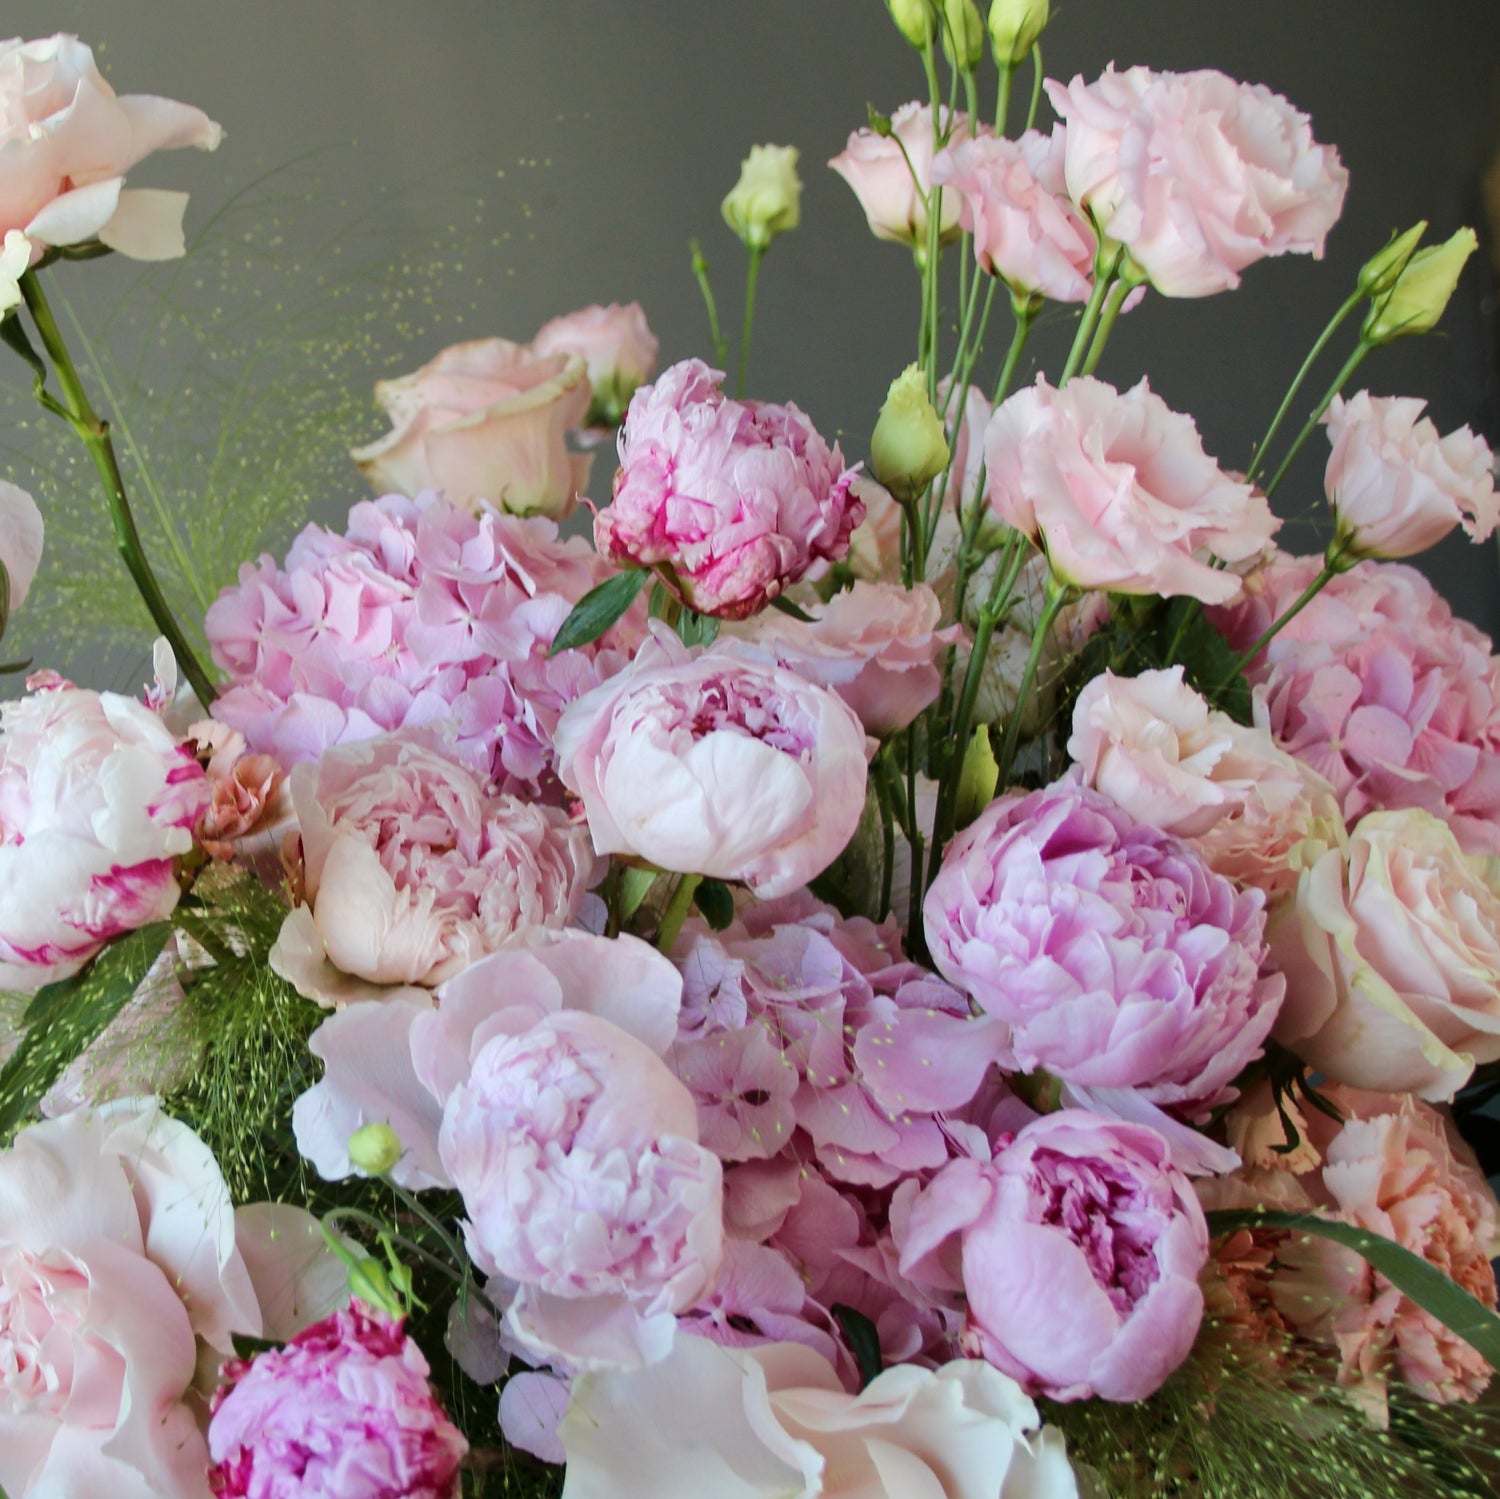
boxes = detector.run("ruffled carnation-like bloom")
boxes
[559,1335,1080,1499]
[0,33,222,260]
[0,670,208,990]
[350,337,592,517]
[554,626,869,898]
[924,780,1283,1117]
[207,1303,467,1499]
[1045,65,1348,297]
[532,301,659,428]
[270,731,594,1004]
[1323,391,1498,560]
[191,719,283,861]
[0,1103,261,1499]
[984,375,1279,601]
[1212,553,1500,854]
[0,480,42,616]
[595,359,862,619]
[206,491,640,797]
[900,1111,1208,1402]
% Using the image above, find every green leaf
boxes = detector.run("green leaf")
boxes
[619,865,660,921]
[0,558,9,645]
[832,1302,884,1390]
[676,608,720,649]
[693,878,735,931]
[769,594,814,623]
[548,568,649,656]
[1206,1208,1500,1370]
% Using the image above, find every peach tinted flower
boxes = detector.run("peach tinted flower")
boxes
[0,480,42,616]
[532,301,659,428]
[191,719,282,861]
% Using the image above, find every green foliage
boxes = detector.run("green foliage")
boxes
[549,568,648,656]
[693,877,736,931]
[833,1303,884,1390]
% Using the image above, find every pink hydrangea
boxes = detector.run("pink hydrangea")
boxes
[1211,553,1500,854]
[595,359,862,619]
[205,491,640,796]
[923,780,1283,1119]
[207,1303,467,1499]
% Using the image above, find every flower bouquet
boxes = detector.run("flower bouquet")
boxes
[2,4,1499,1496]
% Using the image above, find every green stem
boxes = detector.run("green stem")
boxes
[323,1209,462,1287]
[1080,276,1132,378]
[874,750,897,920]
[996,61,1015,134]
[690,239,729,367]
[386,1180,470,1272]
[1247,288,1363,483]
[1059,247,1122,386]
[17,270,217,706]
[1227,562,1337,680]
[655,872,703,954]
[1025,43,1044,131]
[995,576,1070,789]
[735,245,764,398]
[904,720,926,946]
[1261,341,1372,502]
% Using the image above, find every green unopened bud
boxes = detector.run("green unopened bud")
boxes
[940,0,986,70]
[722,145,802,253]
[886,0,935,47]
[1357,222,1426,299]
[348,1122,402,1177]
[871,364,949,501]
[1363,227,1478,345]
[988,0,1049,66]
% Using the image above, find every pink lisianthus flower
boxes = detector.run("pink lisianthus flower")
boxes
[532,301,659,428]
[595,359,862,620]
[1045,65,1348,298]
[924,780,1283,1119]
[900,1111,1208,1402]
[0,480,43,617]
[208,1303,467,1499]
[554,626,869,898]
[984,375,1279,602]
[1323,391,1498,561]
[190,719,283,861]
[0,669,208,990]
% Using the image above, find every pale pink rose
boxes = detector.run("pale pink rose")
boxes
[554,625,869,898]
[1323,391,1499,560]
[532,301,659,427]
[1045,65,1347,297]
[1069,666,1343,902]
[0,672,208,990]
[1269,808,1500,1101]
[984,375,1279,601]
[829,102,977,250]
[0,480,42,615]
[1273,1088,1500,1423]
[560,1335,1079,1499]
[595,359,862,620]
[0,1103,261,1499]
[728,580,964,736]
[900,1112,1208,1402]
[270,730,594,1004]
[351,337,593,517]
[0,34,222,259]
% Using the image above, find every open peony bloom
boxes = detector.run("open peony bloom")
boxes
[0,33,222,260]
[984,375,1279,601]
[0,479,42,618]
[1323,391,1498,561]
[555,625,869,898]
[208,1303,468,1499]
[0,1102,261,1499]
[1045,64,1347,298]
[559,1335,1080,1499]
[900,1111,1208,1402]
[350,337,593,517]
[0,669,208,990]
[595,359,862,619]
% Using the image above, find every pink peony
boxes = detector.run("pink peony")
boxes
[1323,391,1498,560]
[554,626,869,897]
[924,780,1283,1118]
[1212,553,1500,854]
[0,670,208,989]
[0,480,42,616]
[900,1111,1208,1402]
[207,1303,467,1499]
[595,359,862,620]
[984,375,1279,601]
[829,102,976,250]
[531,301,659,428]
[1045,65,1347,297]
[350,337,592,517]
[0,34,222,259]
[270,731,594,1004]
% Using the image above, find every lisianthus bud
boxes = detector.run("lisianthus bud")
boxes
[722,145,802,252]
[941,0,986,70]
[1363,227,1477,344]
[1357,222,1426,298]
[347,1122,402,1176]
[988,0,1049,65]
[872,364,950,500]
[886,0,936,47]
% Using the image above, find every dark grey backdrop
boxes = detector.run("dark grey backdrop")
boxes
[4,0,1499,666]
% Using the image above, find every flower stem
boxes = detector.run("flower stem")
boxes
[735,245,764,398]
[994,574,1070,789]
[996,61,1015,134]
[655,872,702,954]
[689,239,729,367]
[17,269,217,705]
[1080,276,1133,377]
[1261,340,1372,502]
[1025,44,1045,131]
[1226,562,1337,680]
[1059,247,1123,386]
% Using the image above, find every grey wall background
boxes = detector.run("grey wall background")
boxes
[3,0,1499,683]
